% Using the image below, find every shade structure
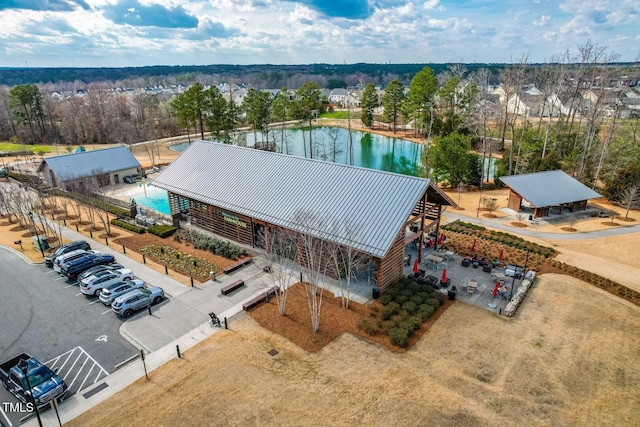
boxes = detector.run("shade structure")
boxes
[499,248,504,261]
[441,268,447,283]
[471,239,476,251]
[413,258,420,274]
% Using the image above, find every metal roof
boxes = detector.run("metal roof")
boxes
[153,140,452,258]
[40,146,141,182]
[500,170,601,207]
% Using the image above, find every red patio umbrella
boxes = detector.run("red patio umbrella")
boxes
[438,233,445,245]
[470,239,476,251]
[441,268,447,284]
[413,258,420,274]
[492,282,501,297]
[499,248,504,262]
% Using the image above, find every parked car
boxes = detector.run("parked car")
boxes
[123,173,142,183]
[53,249,99,273]
[99,279,145,306]
[60,253,115,280]
[77,263,125,281]
[44,240,90,267]
[79,269,134,296]
[112,287,165,318]
[0,353,67,408]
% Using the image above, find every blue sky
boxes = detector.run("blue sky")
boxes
[0,0,638,67]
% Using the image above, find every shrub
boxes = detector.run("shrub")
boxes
[417,305,435,321]
[107,205,131,217]
[408,316,423,331]
[110,219,145,234]
[147,224,178,238]
[379,293,393,305]
[425,298,440,309]
[410,294,424,306]
[433,292,445,306]
[388,326,410,347]
[369,305,380,317]
[394,294,409,305]
[357,319,379,335]
[402,301,418,316]
[382,302,400,321]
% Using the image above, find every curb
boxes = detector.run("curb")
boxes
[0,244,44,265]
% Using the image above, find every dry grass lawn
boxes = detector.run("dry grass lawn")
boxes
[67,274,640,427]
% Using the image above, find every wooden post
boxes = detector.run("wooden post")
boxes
[418,191,426,261]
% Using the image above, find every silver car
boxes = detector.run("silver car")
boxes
[77,263,125,281]
[99,279,145,306]
[79,269,134,296]
[112,287,165,318]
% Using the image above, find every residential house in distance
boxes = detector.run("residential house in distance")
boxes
[38,146,141,191]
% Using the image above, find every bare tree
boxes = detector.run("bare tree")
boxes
[567,213,578,230]
[621,183,640,219]
[293,210,331,333]
[481,197,498,215]
[516,212,527,225]
[262,228,299,316]
[327,220,368,309]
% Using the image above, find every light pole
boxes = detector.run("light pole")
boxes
[18,358,43,427]
[28,211,45,258]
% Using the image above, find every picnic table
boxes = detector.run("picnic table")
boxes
[425,254,444,270]
[467,278,478,294]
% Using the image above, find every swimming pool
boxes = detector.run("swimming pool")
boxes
[121,185,170,215]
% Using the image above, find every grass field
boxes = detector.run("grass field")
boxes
[66,274,640,427]
[0,142,52,153]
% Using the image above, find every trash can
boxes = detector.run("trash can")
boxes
[210,270,216,281]
[372,287,380,299]
[448,290,456,301]
[32,236,49,251]
[528,214,533,221]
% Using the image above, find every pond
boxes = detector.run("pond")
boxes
[169,127,497,179]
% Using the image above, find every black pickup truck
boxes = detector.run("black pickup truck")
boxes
[0,353,67,407]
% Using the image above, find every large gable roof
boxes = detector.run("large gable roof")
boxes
[500,170,601,207]
[152,141,454,258]
[39,146,140,182]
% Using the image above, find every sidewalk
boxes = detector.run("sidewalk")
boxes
[23,220,279,426]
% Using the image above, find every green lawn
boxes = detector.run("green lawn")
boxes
[320,110,360,120]
[0,142,52,154]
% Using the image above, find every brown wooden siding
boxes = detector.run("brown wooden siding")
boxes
[507,190,522,211]
[376,227,406,292]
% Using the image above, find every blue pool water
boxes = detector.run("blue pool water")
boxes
[129,186,170,215]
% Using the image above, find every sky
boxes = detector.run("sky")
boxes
[0,0,638,68]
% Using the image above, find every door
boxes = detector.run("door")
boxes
[114,174,120,184]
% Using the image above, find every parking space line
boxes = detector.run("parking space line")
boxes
[0,406,12,427]
[45,270,58,275]
[55,277,66,281]
[66,358,89,392]
[88,300,100,305]
[75,292,83,296]
[65,284,76,288]
[102,309,112,315]
[49,348,77,375]
[77,364,95,393]
[61,351,84,380]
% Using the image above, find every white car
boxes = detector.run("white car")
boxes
[99,279,146,306]
[79,269,134,296]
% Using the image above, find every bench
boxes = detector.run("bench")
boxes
[221,280,244,295]
[223,257,253,274]
[242,288,277,311]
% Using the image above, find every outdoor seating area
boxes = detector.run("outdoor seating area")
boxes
[403,243,532,313]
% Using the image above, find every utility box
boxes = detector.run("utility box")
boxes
[32,235,49,251]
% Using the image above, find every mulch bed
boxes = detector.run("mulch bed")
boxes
[9,225,29,232]
[617,217,636,222]
[113,233,238,270]
[601,221,620,226]
[483,213,497,218]
[510,222,527,228]
[248,283,454,353]
[561,227,577,232]
[98,233,120,239]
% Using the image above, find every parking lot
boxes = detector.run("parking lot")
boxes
[0,248,142,426]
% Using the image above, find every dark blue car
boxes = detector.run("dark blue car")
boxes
[60,253,116,280]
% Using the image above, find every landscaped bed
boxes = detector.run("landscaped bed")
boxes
[248,281,454,352]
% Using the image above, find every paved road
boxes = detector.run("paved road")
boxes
[0,247,138,426]
[443,210,640,240]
